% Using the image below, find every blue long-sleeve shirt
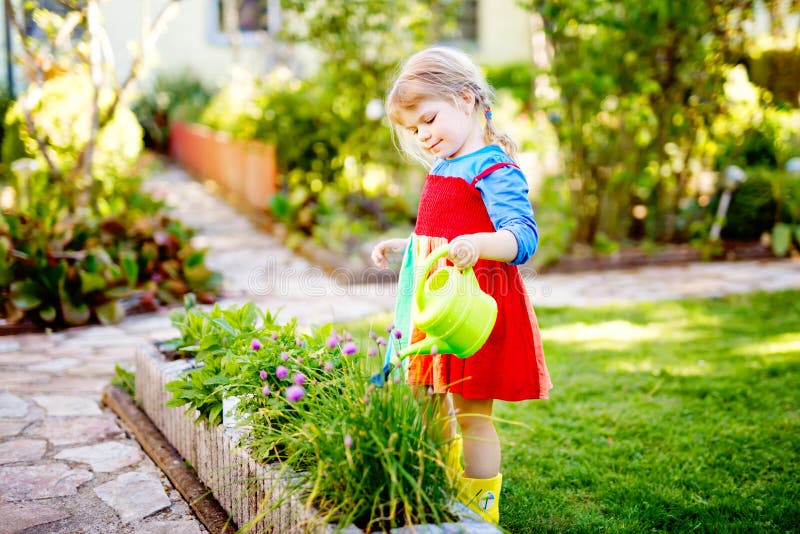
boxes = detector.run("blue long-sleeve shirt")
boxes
[429,145,539,264]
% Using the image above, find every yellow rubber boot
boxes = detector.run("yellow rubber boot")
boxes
[445,434,463,474]
[458,473,502,524]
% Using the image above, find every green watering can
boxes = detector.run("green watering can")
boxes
[398,244,498,359]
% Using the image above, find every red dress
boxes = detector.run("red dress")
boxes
[405,162,552,401]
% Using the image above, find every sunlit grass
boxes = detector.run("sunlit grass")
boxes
[498,289,800,533]
[345,289,800,532]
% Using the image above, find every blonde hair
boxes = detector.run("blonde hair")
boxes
[386,46,518,166]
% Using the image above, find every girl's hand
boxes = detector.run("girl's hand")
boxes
[371,238,409,268]
[448,235,481,269]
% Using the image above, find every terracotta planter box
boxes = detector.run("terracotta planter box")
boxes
[243,141,277,210]
[169,121,278,210]
[135,346,499,534]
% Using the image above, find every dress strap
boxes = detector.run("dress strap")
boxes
[470,161,519,187]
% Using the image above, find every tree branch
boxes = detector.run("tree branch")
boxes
[98,0,180,131]
[3,0,62,180]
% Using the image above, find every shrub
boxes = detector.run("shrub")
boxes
[0,166,220,327]
[132,71,213,152]
[2,72,142,185]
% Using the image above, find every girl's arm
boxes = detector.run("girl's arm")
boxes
[448,230,517,269]
[371,237,409,268]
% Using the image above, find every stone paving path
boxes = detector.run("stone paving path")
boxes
[1,163,799,533]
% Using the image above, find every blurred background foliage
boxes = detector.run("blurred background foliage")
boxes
[1,1,219,329]
[129,0,799,265]
[4,0,799,301]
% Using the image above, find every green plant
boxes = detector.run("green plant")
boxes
[132,71,213,152]
[2,72,143,189]
[518,0,757,245]
[0,1,219,328]
[0,167,220,327]
[111,364,136,397]
[164,300,457,530]
[485,62,535,110]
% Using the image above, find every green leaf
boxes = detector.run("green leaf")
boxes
[120,250,139,287]
[105,286,135,299]
[772,223,792,257]
[61,297,90,326]
[79,269,107,293]
[39,306,57,323]
[794,225,800,246]
[96,300,125,325]
[10,280,43,311]
[203,375,230,386]
[208,404,222,426]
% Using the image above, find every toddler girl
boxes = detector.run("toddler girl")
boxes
[372,46,552,524]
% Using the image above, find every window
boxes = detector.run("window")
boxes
[209,0,281,45]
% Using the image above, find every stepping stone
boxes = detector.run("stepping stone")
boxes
[0,419,28,437]
[133,520,204,534]
[55,441,143,472]
[27,357,81,373]
[25,415,124,446]
[0,463,93,501]
[94,471,171,523]
[0,340,21,353]
[0,439,47,464]
[0,502,70,532]
[0,391,29,418]
[31,395,102,416]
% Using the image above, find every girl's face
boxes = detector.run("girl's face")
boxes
[395,92,484,160]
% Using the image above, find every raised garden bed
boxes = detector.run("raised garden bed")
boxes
[136,344,308,532]
[135,344,501,534]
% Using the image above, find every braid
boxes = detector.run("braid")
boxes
[476,91,519,162]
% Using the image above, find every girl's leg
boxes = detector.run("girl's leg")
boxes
[451,393,499,478]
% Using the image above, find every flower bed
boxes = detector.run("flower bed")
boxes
[134,300,501,533]
[136,345,310,533]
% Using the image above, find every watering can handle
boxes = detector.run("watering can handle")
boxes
[414,244,474,313]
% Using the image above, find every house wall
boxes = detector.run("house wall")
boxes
[475,0,531,65]
[100,0,282,87]
[0,0,535,98]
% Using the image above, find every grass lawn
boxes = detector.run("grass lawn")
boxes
[348,289,800,533]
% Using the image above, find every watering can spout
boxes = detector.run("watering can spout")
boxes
[398,336,451,358]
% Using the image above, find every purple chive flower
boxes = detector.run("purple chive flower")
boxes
[326,334,338,349]
[280,351,290,361]
[276,365,288,379]
[286,385,305,402]
[293,372,306,386]
[393,329,402,339]
[342,342,358,355]
[259,369,268,380]
[297,357,304,364]
[393,375,401,384]
[344,435,353,449]
[262,385,270,396]
[376,337,386,346]
[295,337,304,347]
[386,324,394,333]
[324,361,334,373]
[251,339,262,351]
[369,330,377,340]
[272,332,279,340]
[344,331,353,342]
[368,347,378,357]
[430,344,438,356]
